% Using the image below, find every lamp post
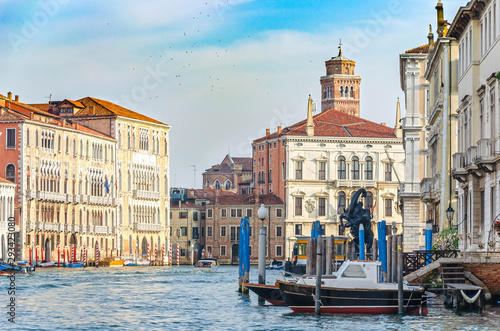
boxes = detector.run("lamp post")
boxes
[446,203,454,228]
[258,204,268,286]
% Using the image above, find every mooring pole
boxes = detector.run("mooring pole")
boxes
[315,235,323,315]
[392,234,397,283]
[387,235,393,283]
[397,235,404,314]
[425,223,433,265]
[377,221,387,281]
[359,224,365,260]
[325,236,333,275]
[306,238,316,276]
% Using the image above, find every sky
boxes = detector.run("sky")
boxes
[0,0,465,188]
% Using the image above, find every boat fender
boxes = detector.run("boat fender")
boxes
[460,289,481,304]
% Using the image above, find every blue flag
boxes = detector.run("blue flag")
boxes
[104,179,109,194]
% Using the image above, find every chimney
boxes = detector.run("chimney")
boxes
[7,92,12,100]
[436,0,445,37]
[266,129,270,136]
[277,126,281,135]
[306,95,315,136]
[428,24,434,52]
[14,95,19,102]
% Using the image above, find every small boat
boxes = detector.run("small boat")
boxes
[100,257,125,267]
[277,260,426,315]
[123,259,150,266]
[266,260,285,270]
[65,262,84,268]
[193,258,219,272]
[245,272,299,306]
[0,262,35,275]
[37,260,56,268]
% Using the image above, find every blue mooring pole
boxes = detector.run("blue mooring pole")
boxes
[425,223,433,265]
[377,221,387,281]
[311,221,321,242]
[238,217,250,293]
[359,223,365,260]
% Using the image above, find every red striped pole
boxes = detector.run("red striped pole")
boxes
[71,244,74,263]
[95,242,99,267]
[83,245,87,267]
[155,243,158,264]
[169,244,172,266]
[162,244,166,265]
[29,245,32,266]
[57,243,60,267]
[147,243,150,265]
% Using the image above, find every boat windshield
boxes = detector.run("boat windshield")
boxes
[341,264,367,278]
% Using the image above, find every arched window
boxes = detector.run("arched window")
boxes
[214,180,221,190]
[365,191,374,210]
[35,130,39,147]
[338,156,346,179]
[338,191,346,213]
[350,86,354,98]
[206,180,210,188]
[58,135,61,152]
[340,86,344,97]
[6,164,15,183]
[27,129,30,146]
[225,180,231,190]
[365,156,373,180]
[351,156,359,180]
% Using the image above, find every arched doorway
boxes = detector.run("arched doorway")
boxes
[231,244,239,265]
[141,237,148,257]
[44,238,51,261]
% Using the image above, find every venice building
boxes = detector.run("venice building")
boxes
[0,176,16,260]
[252,49,405,260]
[202,154,253,194]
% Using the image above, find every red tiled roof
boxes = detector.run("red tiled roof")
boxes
[218,194,284,206]
[170,201,205,209]
[204,163,232,174]
[232,157,253,171]
[75,97,166,126]
[0,177,15,185]
[254,108,396,143]
[405,43,431,54]
[64,99,85,108]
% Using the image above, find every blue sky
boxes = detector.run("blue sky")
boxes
[0,0,464,187]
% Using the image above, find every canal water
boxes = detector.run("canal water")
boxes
[2,265,500,330]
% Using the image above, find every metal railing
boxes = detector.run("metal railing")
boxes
[403,250,459,275]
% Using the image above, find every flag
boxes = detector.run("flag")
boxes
[104,179,109,194]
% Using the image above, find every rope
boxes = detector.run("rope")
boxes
[460,289,481,304]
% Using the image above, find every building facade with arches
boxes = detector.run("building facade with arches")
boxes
[0,177,16,261]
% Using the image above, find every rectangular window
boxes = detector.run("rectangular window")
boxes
[276,226,282,237]
[207,209,213,218]
[318,198,326,216]
[207,245,212,254]
[180,248,187,257]
[179,212,187,219]
[385,163,392,181]
[276,208,282,218]
[193,212,198,221]
[282,162,285,181]
[207,226,213,237]
[295,197,302,216]
[318,162,326,180]
[230,226,240,241]
[321,224,326,235]
[276,245,283,257]
[295,161,303,179]
[295,224,302,235]
[220,225,227,237]
[246,208,253,218]
[6,128,15,148]
[192,227,199,239]
[180,227,187,236]
[221,209,227,218]
[220,245,227,256]
[385,199,393,217]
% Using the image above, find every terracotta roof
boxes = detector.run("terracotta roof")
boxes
[218,194,284,206]
[75,97,167,126]
[405,44,431,54]
[0,177,15,185]
[254,108,396,143]
[232,157,253,171]
[170,201,205,209]
[187,188,238,200]
[64,99,85,108]
[204,163,233,174]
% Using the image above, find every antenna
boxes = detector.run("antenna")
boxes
[190,165,196,188]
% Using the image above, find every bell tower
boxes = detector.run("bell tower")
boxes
[320,40,361,116]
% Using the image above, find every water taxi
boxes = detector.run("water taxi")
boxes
[193,258,219,272]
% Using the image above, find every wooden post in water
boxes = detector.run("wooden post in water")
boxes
[325,236,333,275]
[306,238,316,276]
[392,234,397,283]
[397,235,404,314]
[315,235,323,315]
[387,235,393,283]
[372,238,378,261]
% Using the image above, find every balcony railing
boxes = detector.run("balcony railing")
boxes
[26,190,36,200]
[95,225,108,235]
[66,194,74,204]
[133,223,162,232]
[133,190,161,200]
[452,152,466,171]
[74,225,80,233]
[81,225,87,234]
[336,179,377,188]
[466,146,477,166]
[81,195,89,204]
[476,138,493,160]
[74,195,81,204]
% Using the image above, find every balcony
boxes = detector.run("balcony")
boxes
[66,194,74,204]
[26,190,36,200]
[452,152,467,183]
[25,221,33,232]
[420,174,440,203]
[133,190,161,200]
[133,223,162,232]
[335,179,377,188]
[94,226,108,235]
[81,225,87,234]
[475,139,495,172]
[44,223,59,232]
[66,224,73,232]
[74,225,80,233]
[74,195,81,204]
[81,196,88,204]
[466,146,477,167]
[88,225,94,234]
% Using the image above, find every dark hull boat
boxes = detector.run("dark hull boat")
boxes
[244,283,286,306]
[277,260,427,315]
[277,281,425,314]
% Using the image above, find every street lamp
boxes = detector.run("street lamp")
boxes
[257,204,268,286]
[446,203,454,228]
